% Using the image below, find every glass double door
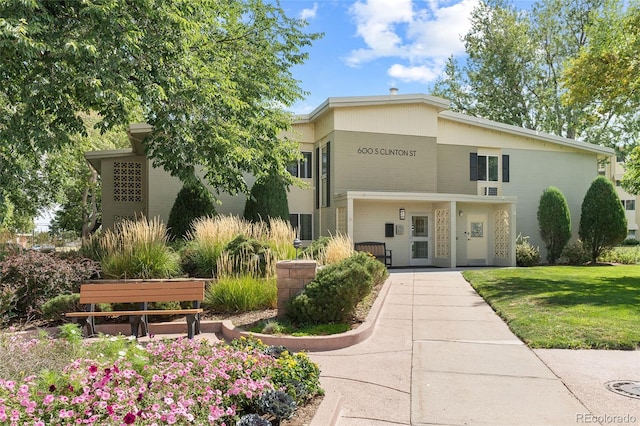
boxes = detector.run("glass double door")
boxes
[410,215,430,266]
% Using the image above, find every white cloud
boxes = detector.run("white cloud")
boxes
[346,0,478,83]
[388,63,441,83]
[300,3,318,20]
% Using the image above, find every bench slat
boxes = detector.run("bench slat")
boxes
[65,308,203,318]
[78,282,205,304]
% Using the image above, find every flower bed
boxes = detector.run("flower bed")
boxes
[0,328,321,425]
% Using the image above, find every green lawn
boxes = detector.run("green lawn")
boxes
[462,266,640,349]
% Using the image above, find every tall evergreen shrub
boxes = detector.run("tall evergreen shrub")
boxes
[537,186,571,264]
[244,173,289,223]
[167,180,216,240]
[579,176,627,262]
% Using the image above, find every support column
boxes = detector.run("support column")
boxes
[276,260,317,319]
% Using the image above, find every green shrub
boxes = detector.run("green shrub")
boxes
[221,234,270,277]
[560,240,590,265]
[537,186,571,264]
[286,252,387,324]
[598,247,640,265]
[579,176,627,262]
[204,276,277,313]
[515,234,540,267]
[244,173,290,223]
[621,238,640,246]
[167,180,216,241]
[301,236,331,260]
[42,294,81,322]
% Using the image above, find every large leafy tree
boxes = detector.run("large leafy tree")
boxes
[433,0,607,142]
[0,0,319,220]
[50,113,129,238]
[579,176,627,262]
[563,3,640,191]
[537,186,571,264]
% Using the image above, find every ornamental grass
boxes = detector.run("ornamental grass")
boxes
[0,327,321,425]
[98,216,182,279]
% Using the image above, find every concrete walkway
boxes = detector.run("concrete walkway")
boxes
[308,269,640,425]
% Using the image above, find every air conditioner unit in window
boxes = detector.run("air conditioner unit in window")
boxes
[483,187,498,196]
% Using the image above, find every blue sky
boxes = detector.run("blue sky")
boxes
[280,0,534,114]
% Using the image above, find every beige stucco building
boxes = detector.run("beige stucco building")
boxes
[86,93,614,268]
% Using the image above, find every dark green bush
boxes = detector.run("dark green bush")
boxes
[223,234,270,277]
[301,236,331,260]
[0,252,99,322]
[42,294,81,322]
[286,252,386,324]
[537,186,571,264]
[167,180,216,241]
[579,176,627,262]
[560,240,590,265]
[621,238,640,246]
[244,173,289,223]
[515,234,540,267]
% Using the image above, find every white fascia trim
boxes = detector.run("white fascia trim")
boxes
[335,191,517,204]
[295,94,451,123]
[439,110,615,156]
[84,148,136,172]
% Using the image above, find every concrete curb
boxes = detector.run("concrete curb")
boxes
[220,275,392,352]
[309,389,342,426]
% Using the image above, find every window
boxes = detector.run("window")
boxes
[478,155,498,181]
[628,230,636,239]
[290,214,312,240]
[622,200,636,211]
[470,153,509,182]
[317,142,330,207]
[287,151,312,178]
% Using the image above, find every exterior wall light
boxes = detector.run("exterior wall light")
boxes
[293,238,302,259]
[399,208,406,220]
[459,210,464,217]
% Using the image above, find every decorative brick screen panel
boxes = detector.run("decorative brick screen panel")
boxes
[435,208,450,258]
[113,161,142,202]
[494,210,510,259]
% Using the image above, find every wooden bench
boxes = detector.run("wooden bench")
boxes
[65,280,205,339]
[354,242,392,268]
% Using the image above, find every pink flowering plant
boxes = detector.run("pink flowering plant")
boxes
[0,327,321,425]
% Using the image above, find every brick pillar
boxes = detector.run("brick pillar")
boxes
[276,260,317,319]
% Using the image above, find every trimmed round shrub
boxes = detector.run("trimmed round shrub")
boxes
[621,238,640,246]
[42,294,81,322]
[286,252,387,324]
[560,240,590,265]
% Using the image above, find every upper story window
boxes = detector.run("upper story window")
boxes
[622,200,635,211]
[478,155,499,181]
[287,151,312,178]
[470,153,509,183]
[316,142,331,208]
